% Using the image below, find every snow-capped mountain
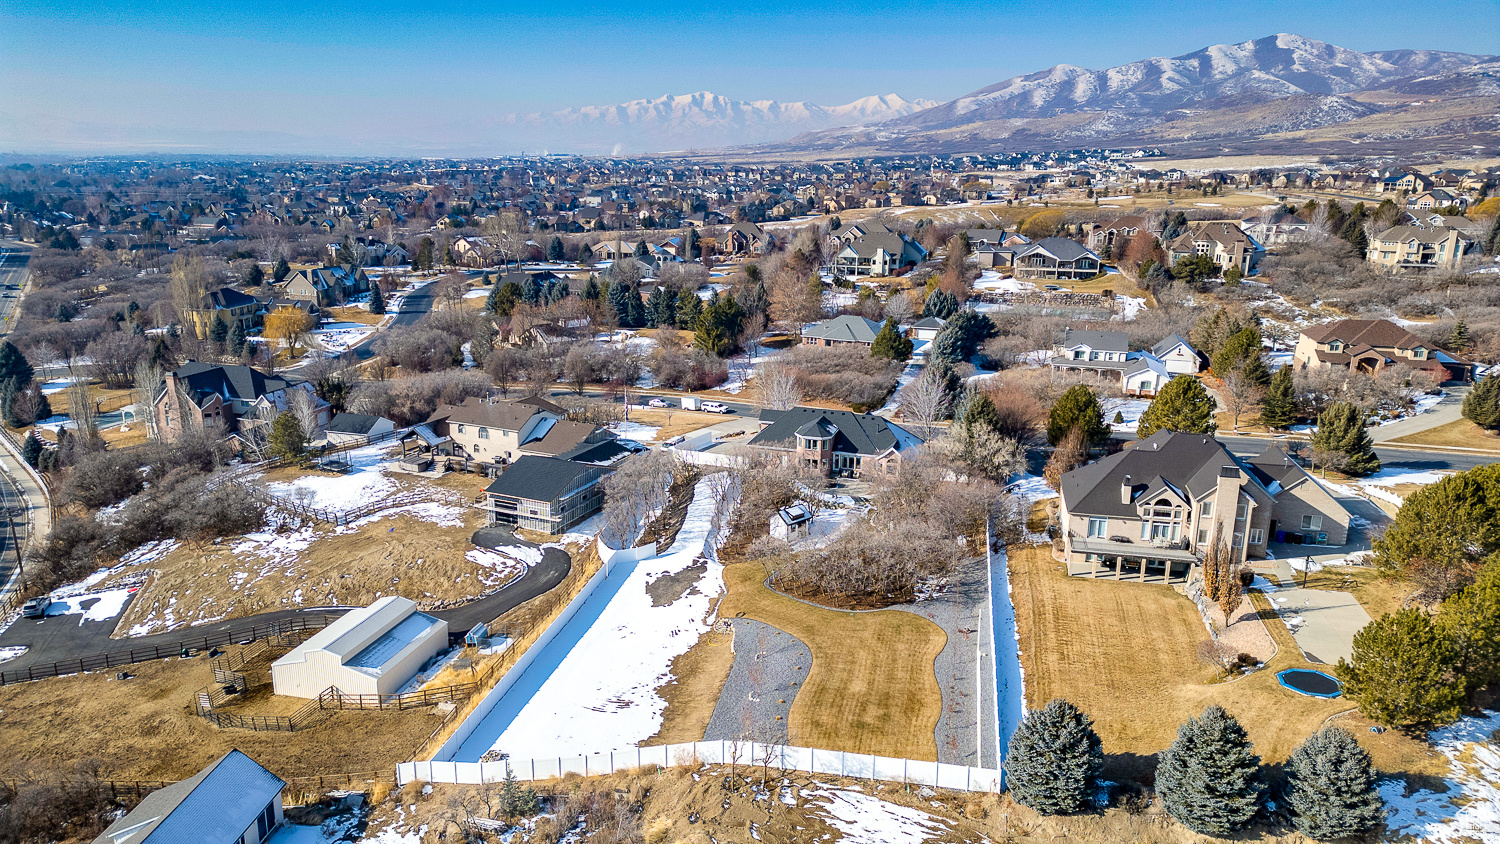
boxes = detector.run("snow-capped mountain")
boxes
[901,34,1484,127]
[502,91,935,153]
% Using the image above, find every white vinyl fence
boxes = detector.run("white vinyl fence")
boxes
[402,740,1004,793]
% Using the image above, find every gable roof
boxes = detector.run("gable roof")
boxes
[484,455,602,503]
[326,412,387,435]
[803,314,884,343]
[92,750,284,844]
[1060,431,1271,519]
[429,396,563,432]
[1060,328,1128,352]
[1371,224,1473,244]
[1301,319,1432,352]
[751,407,923,456]
[1151,334,1202,359]
[167,362,299,406]
[1015,237,1098,263]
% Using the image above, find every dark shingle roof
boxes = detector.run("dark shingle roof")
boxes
[1060,328,1128,351]
[1060,431,1268,518]
[326,412,384,435]
[170,362,297,404]
[484,456,600,503]
[751,407,921,456]
[1015,237,1097,263]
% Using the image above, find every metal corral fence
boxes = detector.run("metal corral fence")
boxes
[0,613,343,686]
[401,741,1005,794]
[194,673,503,733]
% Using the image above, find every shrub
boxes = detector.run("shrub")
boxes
[1005,698,1104,815]
[1156,705,1263,836]
[1282,727,1385,840]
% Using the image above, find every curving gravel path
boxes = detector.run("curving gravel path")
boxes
[702,618,806,745]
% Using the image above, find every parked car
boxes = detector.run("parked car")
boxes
[21,596,52,618]
[646,397,672,408]
[700,401,733,414]
[663,435,686,447]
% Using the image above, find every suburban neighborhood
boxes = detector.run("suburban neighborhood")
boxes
[2,16,1500,844]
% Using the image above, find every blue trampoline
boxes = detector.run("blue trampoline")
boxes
[1278,669,1342,698]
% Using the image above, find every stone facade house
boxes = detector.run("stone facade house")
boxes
[1058,432,1352,584]
[153,362,329,440]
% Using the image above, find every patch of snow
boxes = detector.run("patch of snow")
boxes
[805,788,956,844]
[263,443,397,511]
[611,421,661,443]
[45,588,134,625]
[1380,709,1500,844]
[1112,296,1147,321]
[453,476,734,760]
[1102,398,1152,433]
[0,645,26,663]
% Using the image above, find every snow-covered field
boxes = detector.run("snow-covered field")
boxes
[1102,398,1151,433]
[1381,709,1500,843]
[610,421,660,443]
[1326,467,1452,508]
[804,787,958,844]
[263,443,398,511]
[450,476,733,760]
[311,322,376,355]
[45,588,135,625]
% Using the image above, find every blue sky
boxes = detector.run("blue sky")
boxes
[1,0,1495,155]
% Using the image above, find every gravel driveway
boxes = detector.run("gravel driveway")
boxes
[702,618,806,745]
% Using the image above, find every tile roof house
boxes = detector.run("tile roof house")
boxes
[800,314,884,349]
[748,407,923,478]
[1011,238,1103,280]
[1164,222,1263,274]
[1059,432,1352,584]
[91,750,285,844]
[1293,318,1474,382]
[1365,224,1476,272]
[153,362,330,440]
[271,596,448,698]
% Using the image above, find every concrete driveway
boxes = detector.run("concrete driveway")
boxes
[1264,585,1372,666]
[1370,386,1468,443]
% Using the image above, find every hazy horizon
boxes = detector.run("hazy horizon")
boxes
[3,0,1496,156]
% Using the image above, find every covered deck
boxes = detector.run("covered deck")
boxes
[1066,538,1197,585]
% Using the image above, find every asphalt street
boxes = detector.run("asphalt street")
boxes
[0,527,572,680]
[0,241,30,338]
[349,279,438,360]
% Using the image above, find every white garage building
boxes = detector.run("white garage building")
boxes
[271,596,449,699]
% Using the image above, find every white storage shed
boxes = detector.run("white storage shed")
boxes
[271,596,448,699]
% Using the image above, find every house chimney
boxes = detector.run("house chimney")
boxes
[1121,475,1133,505]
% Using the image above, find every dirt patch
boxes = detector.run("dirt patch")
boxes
[0,653,440,782]
[768,576,913,611]
[109,506,496,636]
[646,560,708,607]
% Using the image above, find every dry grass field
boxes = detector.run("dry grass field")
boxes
[323,305,383,325]
[615,407,732,442]
[646,625,736,745]
[715,561,946,760]
[0,652,440,782]
[1007,544,1444,782]
[1390,417,1500,451]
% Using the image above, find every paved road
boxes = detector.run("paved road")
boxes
[1202,434,1500,475]
[0,241,30,337]
[0,526,571,679]
[1370,387,1468,443]
[348,279,439,361]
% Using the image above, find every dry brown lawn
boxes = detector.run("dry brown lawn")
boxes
[108,505,494,636]
[0,653,440,782]
[647,625,736,745]
[1008,544,1443,782]
[715,561,945,760]
[324,305,383,326]
[618,408,730,441]
[1390,417,1500,451]
[1297,565,1416,619]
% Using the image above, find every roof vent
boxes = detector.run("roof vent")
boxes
[1121,474,1133,505]
[1153,441,1159,450]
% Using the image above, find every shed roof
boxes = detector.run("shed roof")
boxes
[92,750,284,844]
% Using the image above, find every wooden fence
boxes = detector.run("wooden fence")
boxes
[0,613,342,687]
[194,672,500,733]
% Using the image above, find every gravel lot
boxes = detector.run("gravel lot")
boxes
[702,618,807,745]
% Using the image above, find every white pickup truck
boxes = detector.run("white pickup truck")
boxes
[699,401,734,414]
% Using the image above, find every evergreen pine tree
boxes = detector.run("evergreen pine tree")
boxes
[625,290,647,328]
[1337,607,1464,727]
[633,239,649,258]
[1211,327,1262,376]
[653,287,679,328]
[677,290,703,327]
[1137,376,1217,438]
[1462,372,1500,430]
[1311,401,1381,476]
[583,276,600,301]
[1113,410,1124,424]
[644,287,667,328]
[0,342,34,390]
[547,236,565,262]
[273,258,290,283]
[1283,727,1385,840]
[1240,351,1271,388]
[684,228,699,260]
[209,315,229,346]
[962,393,1002,436]
[499,764,540,817]
[870,318,912,362]
[368,282,386,315]
[1260,366,1298,429]
[228,321,247,356]
[487,282,521,317]
[268,412,307,460]
[20,429,43,468]
[1448,318,1471,352]
[578,242,594,264]
[1156,705,1264,836]
[1,381,18,428]
[1047,384,1108,447]
[607,279,635,326]
[1438,555,1500,691]
[1005,698,1104,815]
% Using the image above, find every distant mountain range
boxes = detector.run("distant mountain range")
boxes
[496,92,936,154]
[733,34,1500,159]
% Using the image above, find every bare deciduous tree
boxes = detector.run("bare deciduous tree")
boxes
[753,359,801,410]
[289,388,324,441]
[899,367,950,440]
[1219,371,1265,432]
